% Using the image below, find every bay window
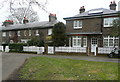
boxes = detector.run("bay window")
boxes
[103,36,119,47]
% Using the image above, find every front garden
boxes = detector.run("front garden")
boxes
[17,56,119,80]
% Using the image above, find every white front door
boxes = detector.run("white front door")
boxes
[91,38,98,53]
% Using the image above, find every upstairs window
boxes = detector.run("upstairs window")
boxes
[36,30,39,36]
[29,30,31,36]
[24,30,27,36]
[48,29,52,35]
[18,31,20,36]
[2,32,6,37]
[104,17,118,27]
[73,20,82,29]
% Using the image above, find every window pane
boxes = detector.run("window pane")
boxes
[103,39,108,47]
[109,39,113,47]
[114,39,119,47]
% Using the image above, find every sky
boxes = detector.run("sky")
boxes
[0,0,120,25]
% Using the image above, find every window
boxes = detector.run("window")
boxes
[73,36,81,47]
[18,31,20,36]
[48,29,52,35]
[36,30,39,36]
[10,40,13,43]
[24,30,27,36]
[83,37,87,47]
[29,30,31,36]
[73,20,82,29]
[103,36,119,47]
[104,17,118,27]
[2,32,6,37]
[9,31,11,37]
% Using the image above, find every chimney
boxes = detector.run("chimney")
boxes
[79,6,85,14]
[49,13,57,22]
[23,17,29,24]
[109,1,117,10]
[2,20,14,27]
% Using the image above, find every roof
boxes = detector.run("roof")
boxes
[64,8,119,20]
[1,20,59,31]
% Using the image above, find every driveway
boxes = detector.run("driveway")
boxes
[1,52,119,80]
[2,52,37,80]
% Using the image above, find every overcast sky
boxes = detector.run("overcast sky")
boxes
[0,0,120,25]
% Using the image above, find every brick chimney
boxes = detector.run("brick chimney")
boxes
[2,20,14,27]
[23,17,29,24]
[49,13,57,22]
[79,6,85,14]
[109,1,117,10]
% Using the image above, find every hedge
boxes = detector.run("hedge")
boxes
[9,43,27,52]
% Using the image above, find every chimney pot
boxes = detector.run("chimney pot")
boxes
[79,6,85,14]
[49,13,57,22]
[109,1,117,10]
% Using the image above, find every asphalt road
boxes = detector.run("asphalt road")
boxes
[1,52,119,80]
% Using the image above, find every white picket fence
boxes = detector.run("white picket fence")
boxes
[98,47,114,54]
[23,46,44,54]
[0,46,3,51]
[55,47,87,53]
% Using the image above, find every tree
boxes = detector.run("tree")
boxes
[0,0,48,24]
[110,13,120,48]
[52,22,67,47]
[27,37,44,47]
[8,7,39,24]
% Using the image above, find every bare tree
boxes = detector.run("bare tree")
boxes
[0,0,49,24]
[8,7,39,24]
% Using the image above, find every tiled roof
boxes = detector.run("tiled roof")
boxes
[64,8,118,20]
[1,20,59,31]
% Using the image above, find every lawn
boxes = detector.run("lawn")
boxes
[18,56,119,80]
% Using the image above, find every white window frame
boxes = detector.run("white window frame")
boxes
[103,36,119,47]
[48,29,52,35]
[9,31,11,37]
[83,37,87,47]
[73,20,82,29]
[36,30,39,36]
[104,17,119,27]
[72,36,82,47]
[2,32,6,37]
[18,31,20,36]
[24,30,27,36]
[29,30,31,36]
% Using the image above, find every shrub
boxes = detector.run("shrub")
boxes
[27,38,44,47]
[9,43,27,52]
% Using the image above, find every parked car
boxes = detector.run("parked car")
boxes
[108,48,120,58]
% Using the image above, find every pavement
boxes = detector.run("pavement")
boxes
[1,52,120,80]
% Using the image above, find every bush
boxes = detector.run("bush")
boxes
[9,43,27,52]
[27,38,44,47]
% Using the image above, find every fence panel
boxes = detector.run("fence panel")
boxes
[55,47,86,53]
[23,46,44,54]
[98,47,114,54]
[48,46,54,54]
[0,46,3,51]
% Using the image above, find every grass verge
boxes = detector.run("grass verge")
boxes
[17,56,119,80]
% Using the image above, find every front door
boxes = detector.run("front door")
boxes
[91,38,98,54]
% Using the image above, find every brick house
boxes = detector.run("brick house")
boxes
[64,1,119,55]
[1,14,58,44]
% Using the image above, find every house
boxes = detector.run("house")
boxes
[1,13,59,44]
[64,1,119,55]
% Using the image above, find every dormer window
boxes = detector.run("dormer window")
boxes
[73,20,82,29]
